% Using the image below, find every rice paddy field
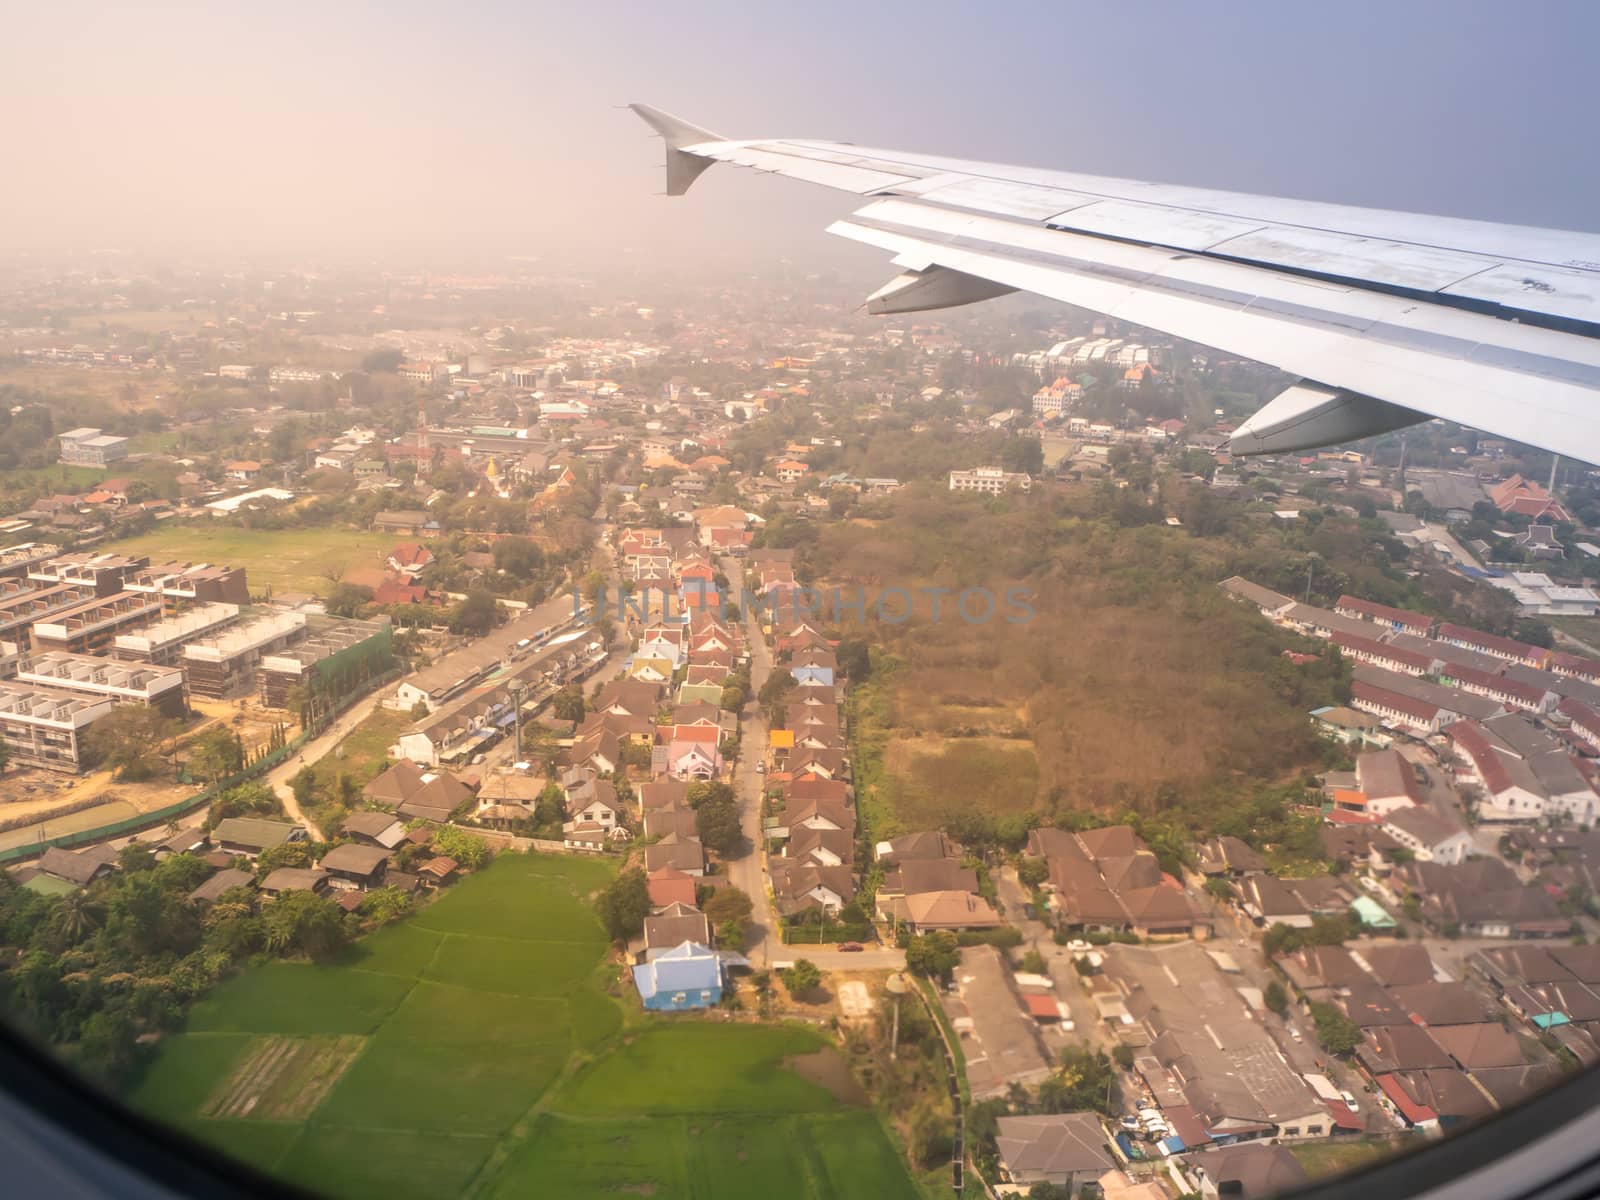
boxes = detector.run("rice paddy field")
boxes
[125,853,918,1200]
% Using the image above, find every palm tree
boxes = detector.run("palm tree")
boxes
[53,894,102,945]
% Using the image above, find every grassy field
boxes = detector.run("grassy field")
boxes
[125,852,918,1200]
[1288,1137,1409,1179]
[881,735,1039,835]
[113,525,395,596]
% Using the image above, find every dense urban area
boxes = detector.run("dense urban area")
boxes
[4,258,1600,1200]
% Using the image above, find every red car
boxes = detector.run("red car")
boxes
[838,941,864,952]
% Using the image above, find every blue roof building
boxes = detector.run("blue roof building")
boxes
[631,941,743,1011]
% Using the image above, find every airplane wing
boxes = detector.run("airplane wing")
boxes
[630,104,1600,466]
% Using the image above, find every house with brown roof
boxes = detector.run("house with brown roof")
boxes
[769,859,854,915]
[417,856,459,887]
[643,835,705,877]
[319,843,391,890]
[902,890,1003,933]
[260,867,330,899]
[646,865,699,908]
[642,902,710,958]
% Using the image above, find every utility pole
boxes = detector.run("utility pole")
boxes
[886,972,908,1060]
[508,680,526,762]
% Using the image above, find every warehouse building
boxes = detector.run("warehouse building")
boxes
[57,427,130,468]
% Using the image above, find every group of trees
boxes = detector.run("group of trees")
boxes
[0,835,368,1087]
[596,868,651,943]
[688,781,743,858]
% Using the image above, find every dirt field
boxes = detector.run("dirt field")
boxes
[0,698,300,852]
[203,1035,367,1121]
[784,1048,869,1106]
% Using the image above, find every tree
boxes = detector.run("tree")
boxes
[325,581,374,618]
[1044,1044,1117,1114]
[82,705,174,782]
[255,842,312,875]
[1020,948,1047,975]
[449,589,500,637]
[1204,877,1234,901]
[1264,980,1289,1015]
[51,892,103,946]
[694,788,743,857]
[1310,1000,1362,1056]
[431,825,490,870]
[190,726,244,784]
[1112,1043,1135,1070]
[492,536,545,579]
[835,637,872,682]
[358,886,413,926]
[262,890,349,961]
[290,765,319,809]
[362,348,403,373]
[704,889,752,947]
[1017,857,1049,887]
[784,958,822,999]
[596,868,651,943]
[552,686,585,723]
[905,931,960,980]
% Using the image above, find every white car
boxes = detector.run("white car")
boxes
[1341,1090,1361,1111]
[1066,939,1092,953]
[1289,1027,1303,1042]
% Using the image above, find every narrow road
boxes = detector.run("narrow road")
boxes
[723,556,779,969]
[264,688,392,841]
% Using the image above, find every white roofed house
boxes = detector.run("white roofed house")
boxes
[1383,807,1473,866]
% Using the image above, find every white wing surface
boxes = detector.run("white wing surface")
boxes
[631,104,1600,465]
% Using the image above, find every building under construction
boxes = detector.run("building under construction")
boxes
[0,580,98,645]
[30,591,165,655]
[112,601,241,665]
[16,651,188,718]
[259,616,393,710]
[123,561,251,609]
[183,610,308,699]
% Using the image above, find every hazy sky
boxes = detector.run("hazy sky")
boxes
[6,0,1599,265]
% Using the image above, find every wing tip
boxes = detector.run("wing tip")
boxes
[628,104,724,196]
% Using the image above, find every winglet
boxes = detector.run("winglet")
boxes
[629,104,724,196]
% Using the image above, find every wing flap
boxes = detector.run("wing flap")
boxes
[828,204,1600,464]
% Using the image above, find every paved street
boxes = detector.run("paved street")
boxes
[723,556,779,969]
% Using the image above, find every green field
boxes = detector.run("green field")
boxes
[112,525,396,596]
[125,852,917,1200]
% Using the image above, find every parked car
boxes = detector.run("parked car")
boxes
[1066,939,1092,953]
[838,941,864,952]
[1341,1090,1361,1111]
[1021,903,1037,920]
[755,761,766,774]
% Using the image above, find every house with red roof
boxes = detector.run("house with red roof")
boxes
[386,543,435,578]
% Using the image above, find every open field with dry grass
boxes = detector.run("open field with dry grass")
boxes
[114,525,396,597]
[820,488,1340,824]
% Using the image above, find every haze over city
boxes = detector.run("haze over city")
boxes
[6,0,1600,265]
[5,4,1600,1200]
